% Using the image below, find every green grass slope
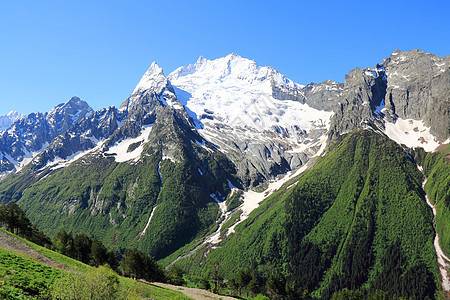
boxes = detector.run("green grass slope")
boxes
[0,229,192,299]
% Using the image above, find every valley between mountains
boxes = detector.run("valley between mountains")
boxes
[0,49,449,299]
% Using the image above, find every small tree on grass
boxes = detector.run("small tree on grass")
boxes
[266,273,286,300]
[200,277,211,291]
[166,264,185,286]
[120,249,165,282]
[90,239,109,267]
[236,268,252,296]
[73,233,92,264]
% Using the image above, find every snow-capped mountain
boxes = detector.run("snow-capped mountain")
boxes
[0,61,236,260]
[0,97,93,175]
[0,111,24,132]
[28,61,220,174]
[169,54,334,186]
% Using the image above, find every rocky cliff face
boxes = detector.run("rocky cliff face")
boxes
[300,80,344,111]
[328,50,449,147]
[328,65,387,141]
[381,49,449,141]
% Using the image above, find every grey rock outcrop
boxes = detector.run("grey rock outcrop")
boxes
[328,49,449,144]
[300,80,344,111]
[381,49,449,141]
[328,66,387,141]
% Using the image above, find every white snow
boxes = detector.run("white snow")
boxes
[49,147,99,170]
[209,193,223,203]
[158,162,162,181]
[194,139,213,153]
[313,135,328,157]
[140,206,157,237]
[168,53,333,147]
[106,125,153,162]
[0,111,24,132]
[168,163,311,264]
[227,163,310,235]
[132,62,168,95]
[227,179,238,190]
[161,154,176,163]
[384,118,441,152]
[22,143,49,166]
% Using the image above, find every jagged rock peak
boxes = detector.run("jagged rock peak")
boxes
[46,96,94,124]
[0,111,25,132]
[132,62,169,95]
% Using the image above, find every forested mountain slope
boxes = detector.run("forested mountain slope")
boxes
[171,129,440,299]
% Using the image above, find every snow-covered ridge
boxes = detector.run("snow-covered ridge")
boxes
[0,111,25,132]
[169,53,303,89]
[168,53,332,139]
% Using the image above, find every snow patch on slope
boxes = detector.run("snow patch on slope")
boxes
[421,176,450,291]
[106,125,153,162]
[140,206,157,237]
[384,118,441,152]
[227,163,310,235]
[17,142,50,171]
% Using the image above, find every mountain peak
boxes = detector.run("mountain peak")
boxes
[132,62,168,95]
[148,61,163,73]
[0,111,24,132]
[225,53,243,60]
[169,53,300,89]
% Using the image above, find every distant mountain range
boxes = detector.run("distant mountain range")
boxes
[0,49,448,298]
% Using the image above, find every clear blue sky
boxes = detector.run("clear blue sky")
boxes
[0,0,448,116]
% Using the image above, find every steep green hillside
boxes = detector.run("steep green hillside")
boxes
[424,145,450,257]
[0,247,60,299]
[0,110,236,260]
[174,129,439,299]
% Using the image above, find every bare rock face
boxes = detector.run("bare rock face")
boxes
[300,80,344,111]
[328,66,387,141]
[328,49,449,144]
[272,78,343,112]
[381,49,449,141]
